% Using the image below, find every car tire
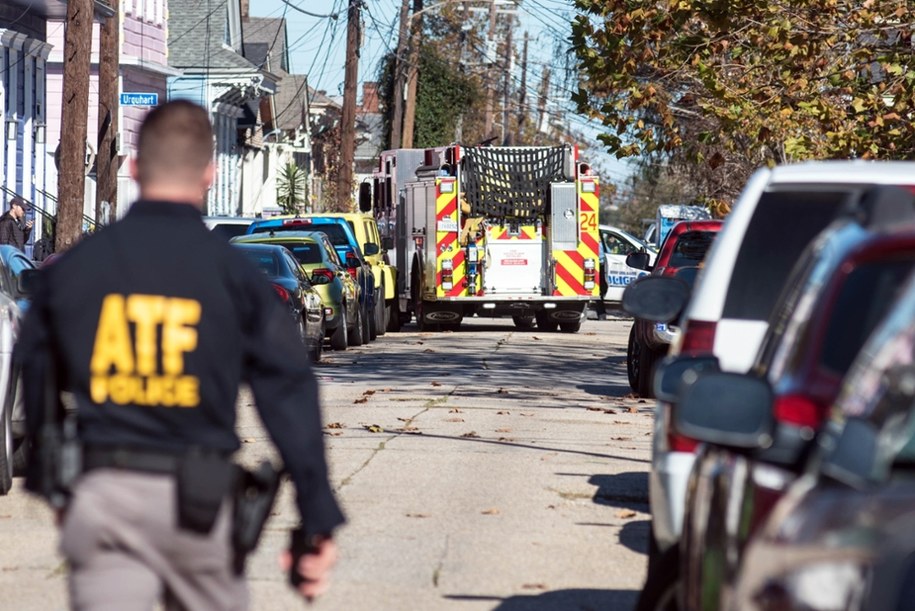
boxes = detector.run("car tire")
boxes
[296,317,308,347]
[512,314,536,329]
[627,324,640,392]
[374,287,386,337]
[559,320,582,333]
[635,543,681,611]
[637,344,659,399]
[535,311,558,332]
[0,398,13,495]
[329,318,348,351]
[349,306,364,347]
[367,302,377,341]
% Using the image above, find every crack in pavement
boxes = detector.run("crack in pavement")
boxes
[481,331,514,370]
[432,534,450,588]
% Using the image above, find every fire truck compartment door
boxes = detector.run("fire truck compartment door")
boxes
[485,237,544,295]
[550,183,578,250]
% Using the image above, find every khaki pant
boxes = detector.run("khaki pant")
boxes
[60,469,248,611]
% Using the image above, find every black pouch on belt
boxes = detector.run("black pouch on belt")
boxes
[176,447,237,535]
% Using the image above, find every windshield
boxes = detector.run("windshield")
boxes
[239,250,280,277]
[667,230,717,269]
[273,241,324,264]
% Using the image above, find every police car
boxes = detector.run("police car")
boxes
[599,224,657,302]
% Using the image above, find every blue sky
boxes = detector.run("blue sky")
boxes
[249,0,635,186]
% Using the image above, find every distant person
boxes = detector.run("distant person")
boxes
[0,196,33,251]
[16,100,344,609]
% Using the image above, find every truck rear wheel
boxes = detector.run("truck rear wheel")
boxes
[535,311,558,332]
[512,314,536,329]
[559,321,582,333]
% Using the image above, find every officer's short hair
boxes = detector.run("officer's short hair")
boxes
[9,197,24,210]
[136,100,214,185]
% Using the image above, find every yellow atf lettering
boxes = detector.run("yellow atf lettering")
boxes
[90,295,135,375]
[126,295,166,376]
[162,298,201,375]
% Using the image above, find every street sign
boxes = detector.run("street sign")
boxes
[119,92,158,106]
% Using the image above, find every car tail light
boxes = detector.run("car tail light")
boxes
[283,218,311,226]
[312,268,335,282]
[772,393,824,428]
[345,252,359,280]
[272,284,290,302]
[667,431,699,453]
[680,320,716,355]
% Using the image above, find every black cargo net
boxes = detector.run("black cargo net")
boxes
[461,146,567,220]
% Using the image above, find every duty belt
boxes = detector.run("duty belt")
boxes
[82,446,185,475]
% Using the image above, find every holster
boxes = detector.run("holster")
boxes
[231,461,281,575]
[175,447,236,535]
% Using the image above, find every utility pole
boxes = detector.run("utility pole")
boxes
[96,2,119,225]
[537,67,551,135]
[500,24,513,145]
[389,0,410,149]
[401,0,423,148]
[482,0,499,140]
[337,0,360,211]
[517,31,528,139]
[57,0,93,252]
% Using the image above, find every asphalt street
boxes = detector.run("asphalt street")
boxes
[0,314,651,611]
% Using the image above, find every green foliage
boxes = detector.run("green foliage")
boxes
[276,162,306,215]
[413,50,478,148]
[571,0,915,199]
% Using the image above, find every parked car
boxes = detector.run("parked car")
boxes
[231,231,361,350]
[0,245,36,314]
[633,186,915,611]
[231,243,326,363]
[626,219,723,397]
[687,265,915,611]
[627,161,915,575]
[598,224,657,303]
[311,212,397,335]
[202,215,255,240]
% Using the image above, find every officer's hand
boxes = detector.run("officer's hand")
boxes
[279,537,338,602]
[25,220,33,230]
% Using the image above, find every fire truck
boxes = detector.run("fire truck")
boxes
[359,144,600,332]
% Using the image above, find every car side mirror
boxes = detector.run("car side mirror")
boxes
[819,418,878,488]
[364,242,380,256]
[381,236,394,251]
[626,251,651,271]
[675,372,775,451]
[654,354,720,404]
[358,182,372,213]
[18,268,41,295]
[345,252,360,269]
[622,275,690,322]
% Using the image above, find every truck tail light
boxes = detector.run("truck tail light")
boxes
[773,394,825,428]
[583,258,596,290]
[272,284,290,302]
[668,431,699,453]
[680,320,716,355]
[442,259,454,291]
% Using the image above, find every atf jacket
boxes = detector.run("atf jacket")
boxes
[17,200,344,536]
[0,211,31,251]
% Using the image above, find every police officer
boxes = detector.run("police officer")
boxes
[17,100,344,609]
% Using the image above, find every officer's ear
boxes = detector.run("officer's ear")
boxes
[129,156,141,182]
[203,160,216,190]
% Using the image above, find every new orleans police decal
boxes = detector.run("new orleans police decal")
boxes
[90,294,201,407]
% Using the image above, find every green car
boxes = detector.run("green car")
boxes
[231,231,362,350]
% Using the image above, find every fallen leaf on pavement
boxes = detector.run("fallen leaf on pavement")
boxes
[520,412,535,417]
[445,417,465,423]
[405,513,430,518]
[616,509,637,519]
[481,508,501,515]
[364,424,384,433]
[395,426,419,433]
[522,583,547,590]
[532,336,541,340]
[627,406,639,413]
[603,408,617,414]
[495,427,512,433]
[431,381,442,387]
[546,505,556,510]
[323,431,343,437]
[423,349,435,353]
[586,406,603,412]
[612,436,632,441]
[354,397,368,404]
[496,410,510,415]
[497,388,509,394]
[363,390,376,396]
[397,417,411,422]
[449,408,463,413]
[325,422,344,429]
[382,388,393,393]
[241,438,257,444]
[461,431,480,438]
[498,437,515,442]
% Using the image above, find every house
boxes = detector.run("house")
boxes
[1,0,113,254]
[167,0,277,217]
[45,0,177,228]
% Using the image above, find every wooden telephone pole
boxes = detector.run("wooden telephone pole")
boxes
[517,31,528,138]
[56,0,93,252]
[401,0,423,148]
[389,0,410,149]
[336,0,361,211]
[96,1,120,225]
[482,0,499,140]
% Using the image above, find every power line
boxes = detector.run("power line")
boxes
[280,0,343,20]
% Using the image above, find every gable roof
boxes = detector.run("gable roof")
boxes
[168,0,260,73]
[243,17,287,73]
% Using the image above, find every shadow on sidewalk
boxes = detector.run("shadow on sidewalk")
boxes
[444,588,638,610]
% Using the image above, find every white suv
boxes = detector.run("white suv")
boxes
[650,161,915,561]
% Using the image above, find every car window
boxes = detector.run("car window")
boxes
[252,222,351,246]
[239,250,279,277]
[602,232,637,256]
[722,189,852,321]
[211,224,251,240]
[667,230,717,269]
[274,241,324,264]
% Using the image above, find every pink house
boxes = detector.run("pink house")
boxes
[45,0,178,224]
